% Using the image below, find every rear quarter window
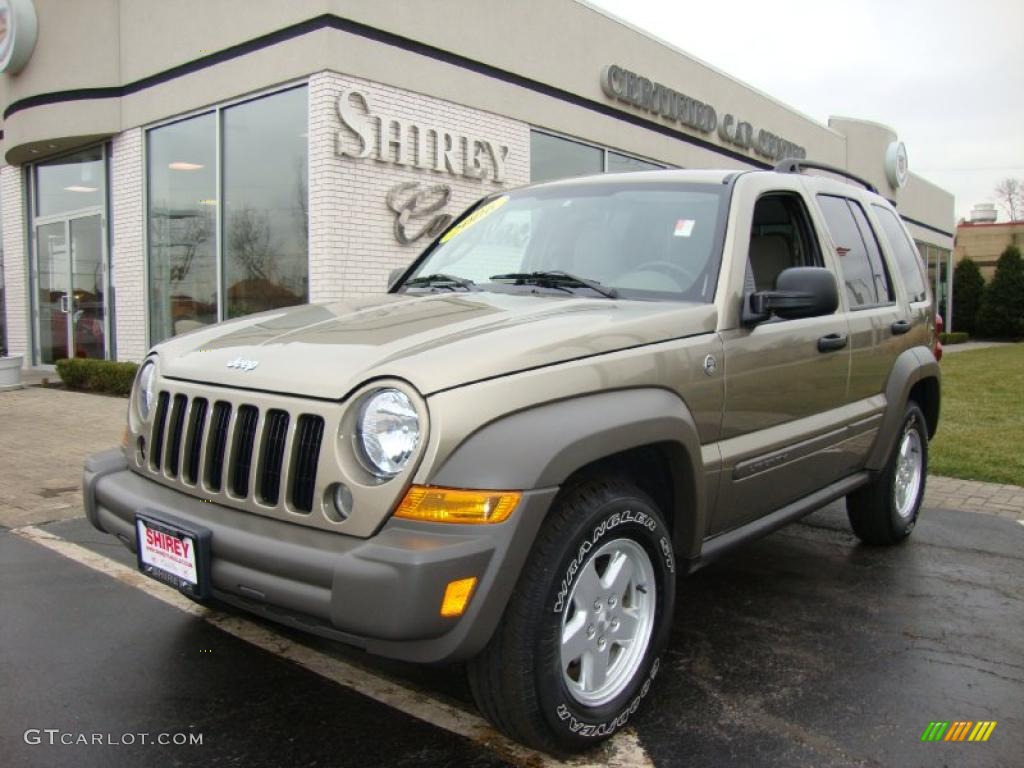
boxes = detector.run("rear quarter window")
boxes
[871,205,929,302]
[816,194,893,308]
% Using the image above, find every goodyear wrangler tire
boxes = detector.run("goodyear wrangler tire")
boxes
[847,401,928,545]
[467,478,675,754]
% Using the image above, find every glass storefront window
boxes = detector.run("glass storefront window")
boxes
[607,151,662,173]
[146,85,308,345]
[531,132,604,183]
[0,224,6,356]
[916,239,952,322]
[35,146,105,217]
[147,112,218,344]
[530,131,663,183]
[223,87,308,318]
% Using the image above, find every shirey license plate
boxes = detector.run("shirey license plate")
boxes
[135,514,211,599]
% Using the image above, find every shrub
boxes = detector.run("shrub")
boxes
[939,331,969,345]
[55,358,138,396]
[976,245,1024,339]
[952,257,985,335]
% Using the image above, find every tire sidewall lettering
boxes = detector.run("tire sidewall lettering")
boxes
[554,507,671,614]
[549,500,673,740]
[554,657,661,738]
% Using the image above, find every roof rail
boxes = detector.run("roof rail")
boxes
[773,158,878,194]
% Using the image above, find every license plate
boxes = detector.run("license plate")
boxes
[135,514,211,599]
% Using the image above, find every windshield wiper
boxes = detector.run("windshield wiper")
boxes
[403,273,477,291]
[489,270,618,299]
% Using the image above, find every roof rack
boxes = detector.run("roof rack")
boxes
[773,158,878,194]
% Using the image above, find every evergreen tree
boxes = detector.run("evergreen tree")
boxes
[976,245,1024,339]
[952,257,985,335]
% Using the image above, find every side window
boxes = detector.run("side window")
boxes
[817,194,891,308]
[747,193,822,292]
[848,201,894,303]
[872,205,929,302]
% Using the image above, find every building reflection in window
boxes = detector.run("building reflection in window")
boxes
[147,112,218,344]
[223,86,308,318]
[146,86,308,345]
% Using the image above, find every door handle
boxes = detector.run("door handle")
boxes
[59,294,70,313]
[891,319,911,335]
[817,332,848,352]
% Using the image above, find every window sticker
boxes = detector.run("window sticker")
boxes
[440,196,509,243]
[673,219,695,238]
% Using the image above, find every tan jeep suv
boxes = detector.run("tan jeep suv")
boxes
[84,161,940,754]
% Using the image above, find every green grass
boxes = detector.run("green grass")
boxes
[929,344,1024,486]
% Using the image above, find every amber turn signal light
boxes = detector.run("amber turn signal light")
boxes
[394,486,521,524]
[440,576,478,617]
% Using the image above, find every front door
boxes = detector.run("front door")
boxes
[710,189,852,535]
[34,213,108,363]
[31,146,110,364]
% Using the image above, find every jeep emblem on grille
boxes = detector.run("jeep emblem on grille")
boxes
[226,357,259,372]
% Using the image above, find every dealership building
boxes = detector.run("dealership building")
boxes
[0,0,956,367]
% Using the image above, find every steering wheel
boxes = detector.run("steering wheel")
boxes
[631,260,700,291]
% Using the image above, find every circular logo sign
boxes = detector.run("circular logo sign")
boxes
[0,0,37,75]
[885,141,909,189]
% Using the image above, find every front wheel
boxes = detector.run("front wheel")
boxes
[467,478,676,754]
[847,401,928,545]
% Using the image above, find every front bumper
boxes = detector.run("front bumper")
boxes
[83,449,556,662]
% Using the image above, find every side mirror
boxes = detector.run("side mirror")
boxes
[388,266,407,291]
[743,266,838,324]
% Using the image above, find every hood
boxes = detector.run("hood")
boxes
[154,292,717,400]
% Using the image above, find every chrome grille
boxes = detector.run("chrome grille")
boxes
[145,389,325,518]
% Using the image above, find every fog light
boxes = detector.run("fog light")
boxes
[440,577,478,617]
[394,486,521,524]
[326,482,353,522]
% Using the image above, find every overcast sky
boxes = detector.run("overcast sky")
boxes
[586,0,1024,222]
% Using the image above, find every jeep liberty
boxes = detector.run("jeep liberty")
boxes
[84,160,940,753]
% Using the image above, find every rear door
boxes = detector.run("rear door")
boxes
[815,194,903,407]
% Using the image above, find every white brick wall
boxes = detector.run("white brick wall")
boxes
[308,71,531,301]
[1,165,28,364]
[110,129,147,361]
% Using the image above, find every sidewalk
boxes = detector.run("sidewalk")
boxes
[0,387,125,528]
[941,340,1015,355]
[0,387,1021,530]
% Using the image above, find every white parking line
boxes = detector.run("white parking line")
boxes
[12,525,654,768]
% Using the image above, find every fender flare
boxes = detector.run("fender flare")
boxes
[429,387,706,557]
[866,346,941,470]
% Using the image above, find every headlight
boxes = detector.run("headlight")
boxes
[356,388,420,478]
[135,360,157,421]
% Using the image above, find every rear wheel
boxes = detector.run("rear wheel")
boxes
[467,478,676,754]
[847,402,928,545]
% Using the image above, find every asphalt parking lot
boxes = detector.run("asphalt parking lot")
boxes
[3,498,1022,768]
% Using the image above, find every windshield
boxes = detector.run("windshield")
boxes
[399,181,729,302]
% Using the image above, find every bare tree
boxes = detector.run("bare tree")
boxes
[228,207,276,283]
[994,178,1023,221]
[294,157,308,242]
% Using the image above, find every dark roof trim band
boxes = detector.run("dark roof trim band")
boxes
[900,214,954,240]
[2,13,771,169]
